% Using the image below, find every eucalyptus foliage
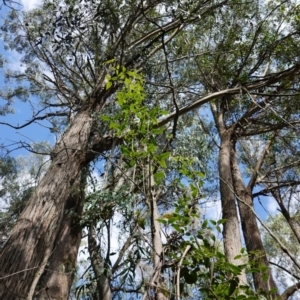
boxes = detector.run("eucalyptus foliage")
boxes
[0,0,300,299]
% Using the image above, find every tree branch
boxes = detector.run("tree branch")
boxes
[247,132,277,190]
[281,282,300,300]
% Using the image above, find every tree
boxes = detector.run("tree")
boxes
[76,71,261,299]
[0,1,234,298]
[0,0,300,299]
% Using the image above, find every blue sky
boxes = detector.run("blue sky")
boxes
[0,0,280,223]
[0,0,53,156]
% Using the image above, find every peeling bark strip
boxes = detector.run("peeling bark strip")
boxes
[0,107,95,299]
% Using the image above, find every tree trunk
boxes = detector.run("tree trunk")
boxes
[150,195,167,300]
[36,173,85,299]
[231,148,279,298]
[219,129,248,285]
[88,226,112,300]
[142,165,166,300]
[0,105,97,299]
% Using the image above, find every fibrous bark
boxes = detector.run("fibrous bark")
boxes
[0,104,103,299]
[35,173,85,300]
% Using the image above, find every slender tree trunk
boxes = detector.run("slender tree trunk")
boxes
[219,129,248,285]
[231,148,279,298]
[142,162,166,300]
[0,104,98,299]
[150,195,167,300]
[88,226,112,300]
[210,101,247,285]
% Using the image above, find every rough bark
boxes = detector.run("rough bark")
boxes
[218,129,248,285]
[35,174,85,300]
[0,104,98,299]
[231,148,279,298]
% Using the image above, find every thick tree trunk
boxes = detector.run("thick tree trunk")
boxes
[36,174,85,299]
[219,129,248,285]
[0,105,97,299]
[231,149,279,298]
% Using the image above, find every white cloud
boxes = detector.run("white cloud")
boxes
[202,199,222,220]
[20,0,42,11]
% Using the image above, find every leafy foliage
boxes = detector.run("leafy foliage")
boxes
[1,0,300,299]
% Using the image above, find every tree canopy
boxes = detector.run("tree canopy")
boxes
[0,0,300,299]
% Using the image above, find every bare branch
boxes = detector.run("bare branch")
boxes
[281,282,300,300]
[247,132,277,190]
[0,112,68,129]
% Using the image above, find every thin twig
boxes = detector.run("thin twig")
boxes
[176,245,191,300]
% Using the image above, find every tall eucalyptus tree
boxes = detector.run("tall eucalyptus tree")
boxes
[0,0,300,299]
[0,1,234,298]
[191,0,300,297]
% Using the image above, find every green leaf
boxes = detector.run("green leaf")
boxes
[190,183,198,197]
[106,80,112,90]
[160,110,169,115]
[158,159,167,168]
[154,171,165,184]
[202,219,208,228]
[105,59,115,65]
[157,218,167,225]
[129,103,136,112]
[109,122,119,130]
[101,115,111,122]
[172,224,182,232]
[228,279,238,297]
[152,128,164,135]
[228,264,242,275]
[168,216,179,224]
[147,143,157,153]
[217,219,227,224]
[160,152,170,160]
